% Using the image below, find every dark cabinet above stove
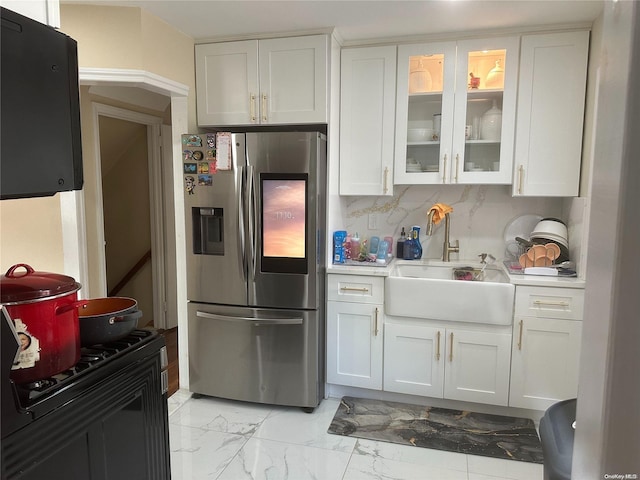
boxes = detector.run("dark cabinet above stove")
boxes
[1,7,83,200]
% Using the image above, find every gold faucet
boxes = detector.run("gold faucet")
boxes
[427,211,459,261]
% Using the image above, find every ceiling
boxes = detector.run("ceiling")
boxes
[64,0,604,44]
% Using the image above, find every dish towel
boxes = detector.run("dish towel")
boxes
[428,203,453,225]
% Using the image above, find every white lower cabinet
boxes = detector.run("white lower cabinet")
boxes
[326,274,384,389]
[383,323,443,397]
[384,321,512,406]
[508,286,584,410]
[328,276,584,412]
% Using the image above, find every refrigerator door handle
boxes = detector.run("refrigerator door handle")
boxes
[196,311,303,325]
[247,164,257,277]
[237,166,247,281]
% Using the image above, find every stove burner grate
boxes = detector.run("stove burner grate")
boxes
[13,329,156,404]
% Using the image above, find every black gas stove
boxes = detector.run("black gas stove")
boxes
[1,311,171,480]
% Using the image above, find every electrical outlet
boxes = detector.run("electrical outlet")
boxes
[368,213,377,230]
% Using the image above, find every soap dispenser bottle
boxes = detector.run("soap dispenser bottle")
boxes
[396,227,406,258]
[411,226,423,260]
[403,230,414,260]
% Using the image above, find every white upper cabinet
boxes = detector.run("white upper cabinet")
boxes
[513,31,589,196]
[2,0,59,26]
[339,45,397,196]
[195,35,328,126]
[394,37,519,185]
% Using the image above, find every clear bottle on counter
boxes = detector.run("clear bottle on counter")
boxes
[369,236,380,256]
[350,232,360,260]
[384,236,394,259]
[344,234,352,260]
[376,240,390,264]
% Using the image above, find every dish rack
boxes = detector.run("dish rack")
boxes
[517,243,561,268]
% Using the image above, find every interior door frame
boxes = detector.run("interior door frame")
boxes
[65,68,189,332]
[93,103,165,327]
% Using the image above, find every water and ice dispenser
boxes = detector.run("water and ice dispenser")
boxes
[192,207,224,255]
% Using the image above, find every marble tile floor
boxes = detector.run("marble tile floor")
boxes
[168,389,544,480]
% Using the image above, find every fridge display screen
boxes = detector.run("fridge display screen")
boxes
[261,174,308,274]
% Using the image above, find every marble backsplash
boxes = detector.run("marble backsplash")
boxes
[335,184,566,263]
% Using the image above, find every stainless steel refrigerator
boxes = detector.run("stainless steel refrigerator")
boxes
[182,131,326,409]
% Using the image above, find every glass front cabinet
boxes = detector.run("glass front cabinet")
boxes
[394,37,519,185]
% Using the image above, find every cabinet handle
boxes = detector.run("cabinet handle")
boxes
[383,167,389,194]
[518,165,524,194]
[436,331,441,361]
[261,93,268,123]
[250,93,257,123]
[449,332,454,362]
[517,319,524,350]
[442,154,448,184]
[340,286,369,293]
[533,300,570,307]
[374,307,379,336]
[454,154,460,183]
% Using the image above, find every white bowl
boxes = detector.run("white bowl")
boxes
[407,128,434,142]
[532,218,568,242]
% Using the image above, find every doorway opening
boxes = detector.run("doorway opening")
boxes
[94,103,168,330]
[99,115,154,324]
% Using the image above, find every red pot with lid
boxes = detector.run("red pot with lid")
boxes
[0,264,86,384]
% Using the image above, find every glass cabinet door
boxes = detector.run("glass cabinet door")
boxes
[395,37,519,185]
[394,42,456,184]
[453,37,519,184]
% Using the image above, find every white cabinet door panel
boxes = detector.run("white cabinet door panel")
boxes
[384,323,444,397]
[327,301,383,389]
[340,46,396,195]
[513,31,589,196]
[510,316,582,410]
[444,329,512,406]
[259,35,327,124]
[195,40,259,125]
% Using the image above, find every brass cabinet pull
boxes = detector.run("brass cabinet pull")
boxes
[449,332,454,362]
[340,286,369,293]
[454,154,459,183]
[517,319,524,350]
[250,93,257,123]
[383,167,389,194]
[442,154,448,184]
[436,331,441,361]
[261,93,268,122]
[374,307,379,336]
[533,300,570,307]
[518,165,524,194]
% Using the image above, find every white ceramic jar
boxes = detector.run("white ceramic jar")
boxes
[481,100,502,141]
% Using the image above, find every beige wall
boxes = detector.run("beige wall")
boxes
[61,5,195,293]
[60,5,196,128]
[2,4,195,284]
[0,197,65,274]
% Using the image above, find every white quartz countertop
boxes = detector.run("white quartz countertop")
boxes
[328,258,586,288]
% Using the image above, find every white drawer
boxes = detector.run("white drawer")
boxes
[327,274,384,304]
[514,286,584,320]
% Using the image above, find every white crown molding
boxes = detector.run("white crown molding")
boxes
[194,27,336,45]
[78,67,189,98]
[340,22,594,48]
